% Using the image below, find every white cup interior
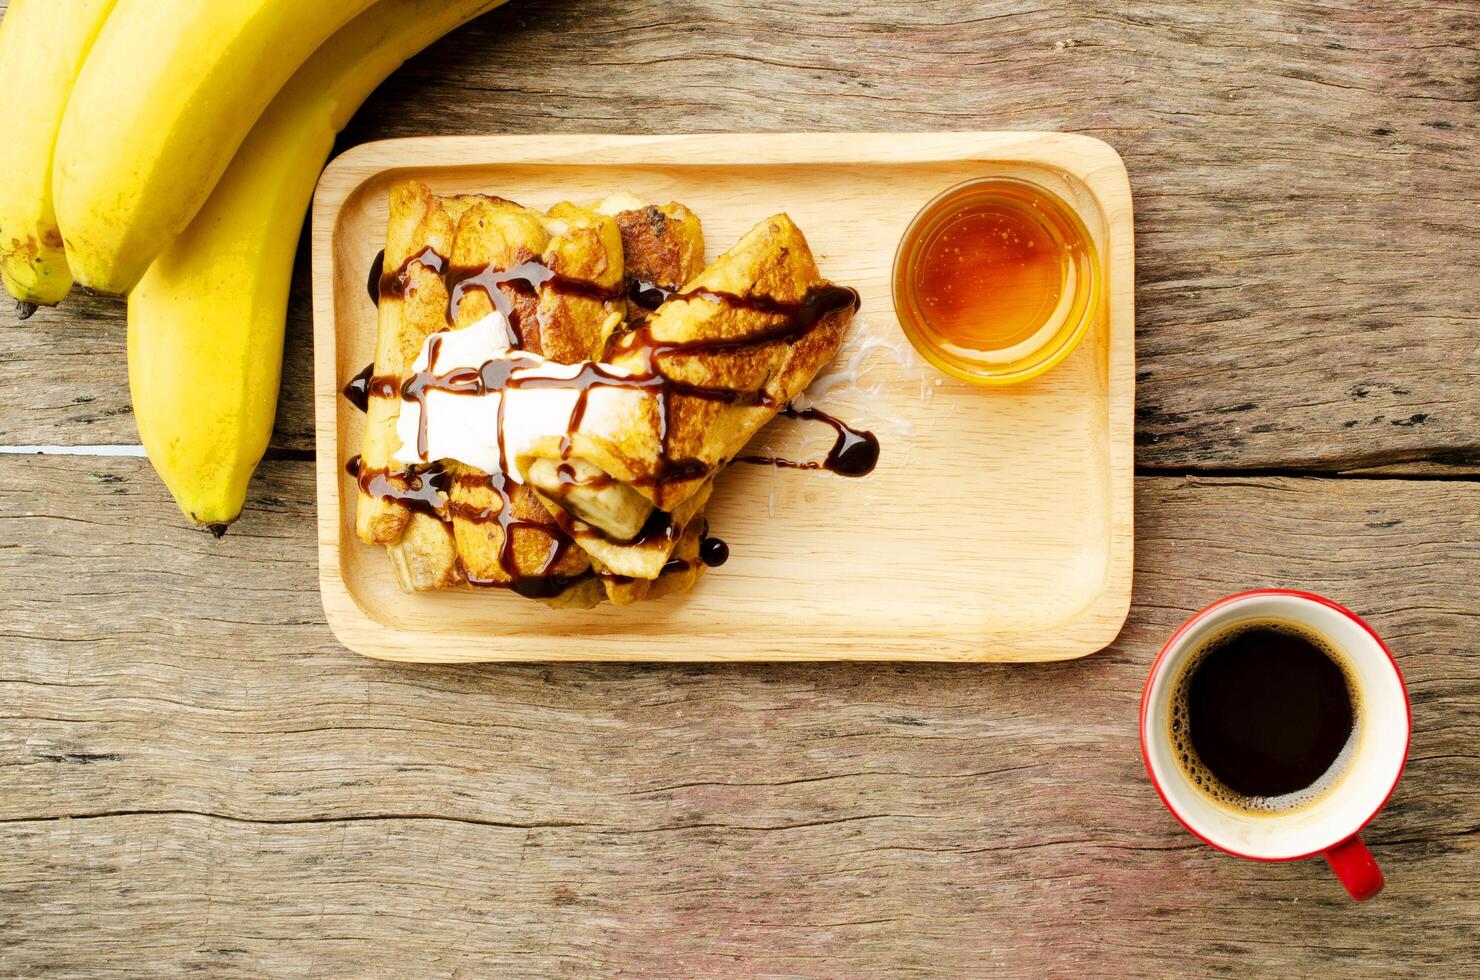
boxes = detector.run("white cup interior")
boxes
[1142,593,1408,860]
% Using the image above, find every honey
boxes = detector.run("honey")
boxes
[893,177,1100,384]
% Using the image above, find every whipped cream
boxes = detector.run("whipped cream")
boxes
[392,312,642,480]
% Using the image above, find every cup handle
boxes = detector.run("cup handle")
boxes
[1324,835,1384,901]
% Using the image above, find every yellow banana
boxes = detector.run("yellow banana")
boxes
[54,0,380,295]
[129,0,508,531]
[0,0,118,309]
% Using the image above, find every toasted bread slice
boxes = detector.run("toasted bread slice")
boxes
[357,181,473,546]
[439,197,620,601]
[536,201,626,362]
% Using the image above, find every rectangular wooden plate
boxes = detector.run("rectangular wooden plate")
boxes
[312,132,1134,662]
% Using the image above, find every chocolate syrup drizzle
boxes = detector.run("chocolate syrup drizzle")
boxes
[627,278,672,311]
[377,245,447,304]
[599,522,730,587]
[446,258,624,321]
[346,247,865,598]
[374,247,625,346]
[367,249,386,306]
[346,454,450,519]
[342,363,399,414]
[737,406,880,477]
[698,534,730,567]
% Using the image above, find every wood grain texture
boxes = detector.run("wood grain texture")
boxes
[312,133,1134,662]
[2,0,1477,973]
[1,0,1476,473]
[1,454,1476,975]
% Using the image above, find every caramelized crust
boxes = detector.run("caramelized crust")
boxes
[617,202,706,315]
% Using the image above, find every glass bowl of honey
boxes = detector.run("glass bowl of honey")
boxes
[892,176,1102,385]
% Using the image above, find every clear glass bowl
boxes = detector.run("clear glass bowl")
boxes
[892,176,1103,385]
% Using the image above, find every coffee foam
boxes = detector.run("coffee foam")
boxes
[1168,619,1362,815]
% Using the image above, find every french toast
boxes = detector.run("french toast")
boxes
[351,180,856,607]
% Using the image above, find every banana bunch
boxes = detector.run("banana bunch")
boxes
[0,0,507,530]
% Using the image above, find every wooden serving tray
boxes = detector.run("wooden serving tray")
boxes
[312,133,1134,662]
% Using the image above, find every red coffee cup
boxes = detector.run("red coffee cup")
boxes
[1140,590,1410,901]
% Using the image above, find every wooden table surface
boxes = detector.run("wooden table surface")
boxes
[2,1,1477,975]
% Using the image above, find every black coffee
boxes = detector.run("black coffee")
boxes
[1171,621,1359,811]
